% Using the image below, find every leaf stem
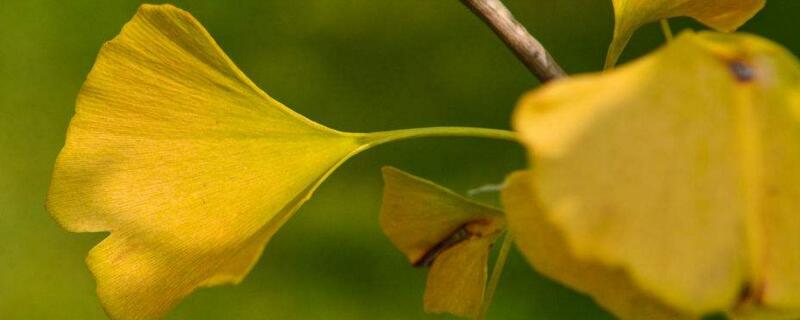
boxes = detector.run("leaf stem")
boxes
[478,231,514,320]
[358,127,516,148]
[659,19,674,42]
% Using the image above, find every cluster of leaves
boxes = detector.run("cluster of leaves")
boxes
[47,1,800,319]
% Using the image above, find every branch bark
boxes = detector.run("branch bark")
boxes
[460,0,567,82]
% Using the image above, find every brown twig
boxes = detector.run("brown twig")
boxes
[460,0,567,82]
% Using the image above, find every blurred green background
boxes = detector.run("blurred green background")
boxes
[1,1,798,319]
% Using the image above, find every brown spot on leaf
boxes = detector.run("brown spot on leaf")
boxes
[736,281,766,308]
[765,184,779,197]
[730,60,756,82]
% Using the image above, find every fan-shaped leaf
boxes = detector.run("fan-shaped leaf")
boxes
[606,0,765,68]
[47,4,372,319]
[380,167,504,318]
[513,31,800,318]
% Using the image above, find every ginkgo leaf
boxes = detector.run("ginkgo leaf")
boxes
[503,171,690,320]
[46,4,375,319]
[424,235,494,318]
[606,0,765,68]
[379,167,505,318]
[47,5,517,319]
[513,31,800,318]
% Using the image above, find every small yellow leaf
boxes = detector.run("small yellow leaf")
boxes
[606,0,765,68]
[47,4,370,319]
[380,167,504,318]
[513,31,800,318]
[424,236,493,318]
[380,166,504,265]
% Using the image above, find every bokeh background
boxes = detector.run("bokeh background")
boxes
[1,1,798,319]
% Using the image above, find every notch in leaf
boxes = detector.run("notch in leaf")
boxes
[379,167,505,318]
[606,0,765,68]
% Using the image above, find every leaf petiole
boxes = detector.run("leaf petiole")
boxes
[357,127,517,149]
[478,230,514,320]
[660,19,674,42]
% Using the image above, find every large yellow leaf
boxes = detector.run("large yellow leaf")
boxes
[46,4,374,319]
[513,31,800,318]
[380,167,504,318]
[47,5,516,318]
[606,0,765,68]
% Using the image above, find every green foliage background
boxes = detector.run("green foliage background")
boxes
[1,1,798,319]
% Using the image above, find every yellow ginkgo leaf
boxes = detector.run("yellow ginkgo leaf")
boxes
[503,171,690,320]
[48,5,517,319]
[46,4,368,319]
[606,0,765,68]
[513,31,800,318]
[424,235,494,318]
[379,167,505,318]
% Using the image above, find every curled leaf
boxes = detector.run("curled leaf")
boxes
[47,4,376,319]
[606,0,765,68]
[513,32,800,318]
[379,167,504,318]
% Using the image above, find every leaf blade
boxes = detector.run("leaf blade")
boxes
[515,31,800,317]
[606,0,765,68]
[47,4,364,319]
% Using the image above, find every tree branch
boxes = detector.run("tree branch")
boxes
[460,0,567,82]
